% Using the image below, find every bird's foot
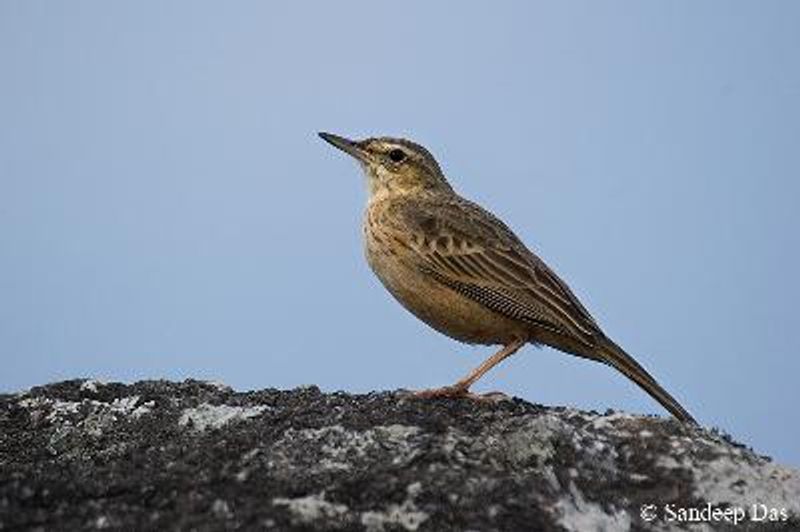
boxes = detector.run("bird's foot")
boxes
[412,384,473,399]
[410,386,512,402]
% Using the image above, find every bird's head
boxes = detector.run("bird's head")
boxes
[319,132,454,199]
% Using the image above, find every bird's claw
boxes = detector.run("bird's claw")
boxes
[410,386,512,402]
[412,385,472,399]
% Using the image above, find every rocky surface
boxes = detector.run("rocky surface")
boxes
[0,379,798,531]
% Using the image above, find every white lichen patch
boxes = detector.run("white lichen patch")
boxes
[656,436,800,518]
[80,379,106,393]
[299,425,375,470]
[555,481,631,532]
[178,403,267,432]
[44,399,81,423]
[273,492,349,524]
[16,394,155,446]
[109,396,154,419]
[17,395,152,425]
[545,407,800,525]
[496,415,568,465]
[586,411,641,431]
[211,498,233,519]
[131,400,155,419]
[548,411,621,477]
[270,424,421,472]
[361,481,429,532]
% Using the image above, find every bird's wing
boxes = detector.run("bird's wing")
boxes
[390,196,600,346]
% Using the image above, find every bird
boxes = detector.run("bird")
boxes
[318,132,696,424]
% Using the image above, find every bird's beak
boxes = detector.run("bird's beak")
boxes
[318,132,370,163]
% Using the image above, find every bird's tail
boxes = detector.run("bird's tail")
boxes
[596,336,697,425]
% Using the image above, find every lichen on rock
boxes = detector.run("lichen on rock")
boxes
[0,379,797,531]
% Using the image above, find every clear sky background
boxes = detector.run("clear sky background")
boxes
[2,2,798,466]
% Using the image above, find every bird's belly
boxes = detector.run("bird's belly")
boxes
[365,245,527,345]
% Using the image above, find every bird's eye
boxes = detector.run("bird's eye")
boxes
[388,149,407,163]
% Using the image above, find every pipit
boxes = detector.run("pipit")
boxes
[319,132,696,424]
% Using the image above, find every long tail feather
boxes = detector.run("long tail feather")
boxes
[597,336,697,424]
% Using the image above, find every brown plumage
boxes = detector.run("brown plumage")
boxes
[319,132,696,424]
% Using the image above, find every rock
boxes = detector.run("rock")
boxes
[0,379,797,531]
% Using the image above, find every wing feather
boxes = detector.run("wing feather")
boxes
[392,196,599,346]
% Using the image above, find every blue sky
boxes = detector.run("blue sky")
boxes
[2,2,799,466]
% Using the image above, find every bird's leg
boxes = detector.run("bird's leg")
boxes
[455,339,526,391]
[414,339,526,399]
